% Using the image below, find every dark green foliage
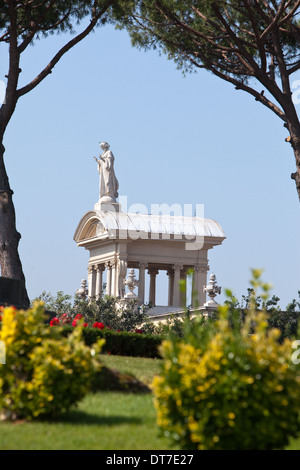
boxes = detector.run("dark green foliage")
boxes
[221,286,300,342]
[0,1,116,41]
[62,325,163,358]
[153,314,187,338]
[73,296,153,332]
[34,291,154,332]
[33,291,73,316]
[286,290,300,312]
[267,309,300,342]
[117,1,300,79]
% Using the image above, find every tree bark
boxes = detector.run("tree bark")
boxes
[0,140,29,307]
[283,103,300,202]
[291,141,300,202]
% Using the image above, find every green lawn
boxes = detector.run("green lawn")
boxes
[0,392,174,450]
[0,355,174,450]
[99,354,163,385]
[0,354,299,450]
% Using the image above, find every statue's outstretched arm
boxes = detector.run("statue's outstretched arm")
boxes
[94,156,104,164]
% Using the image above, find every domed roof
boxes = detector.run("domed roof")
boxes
[74,210,225,243]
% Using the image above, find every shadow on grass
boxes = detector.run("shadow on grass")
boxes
[46,410,142,426]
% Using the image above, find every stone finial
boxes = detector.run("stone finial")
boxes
[203,273,221,308]
[76,279,88,300]
[124,269,139,299]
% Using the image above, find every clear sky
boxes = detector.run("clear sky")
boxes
[1,21,299,309]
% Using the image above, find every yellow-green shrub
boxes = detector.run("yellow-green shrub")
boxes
[152,284,300,450]
[0,302,103,420]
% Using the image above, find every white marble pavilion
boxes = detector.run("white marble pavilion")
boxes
[74,142,226,310]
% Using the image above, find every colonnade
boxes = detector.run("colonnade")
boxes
[87,260,209,308]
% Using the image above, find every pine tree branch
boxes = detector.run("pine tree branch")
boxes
[17,1,113,98]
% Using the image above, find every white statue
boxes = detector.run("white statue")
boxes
[94,142,119,203]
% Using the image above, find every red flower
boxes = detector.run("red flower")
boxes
[83,323,88,328]
[93,322,105,330]
[135,329,143,334]
[50,317,60,326]
[72,319,78,327]
[0,315,2,322]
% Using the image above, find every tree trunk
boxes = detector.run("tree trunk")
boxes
[0,140,29,307]
[288,121,300,201]
[281,98,300,203]
[289,129,300,202]
[291,147,300,202]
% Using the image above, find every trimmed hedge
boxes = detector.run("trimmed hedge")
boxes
[61,326,163,359]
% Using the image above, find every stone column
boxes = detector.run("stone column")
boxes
[167,268,174,307]
[193,263,209,307]
[87,265,94,299]
[148,268,159,306]
[192,264,200,308]
[138,262,148,304]
[95,264,105,299]
[111,260,116,297]
[199,263,210,307]
[117,258,128,298]
[180,268,187,308]
[105,262,112,296]
[87,265,97,299]
[173,263,183,308]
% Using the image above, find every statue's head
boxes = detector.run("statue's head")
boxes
[100,142,110,151]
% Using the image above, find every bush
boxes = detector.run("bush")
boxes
[33,291,73,317]
[0,303,103,420]
[73,296,150,332]
[152,274,300,450]
[62,325,163,358]
[36,290,155,333]
[266,309,300,342]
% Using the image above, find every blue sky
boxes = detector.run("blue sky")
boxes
[1,21,299,308]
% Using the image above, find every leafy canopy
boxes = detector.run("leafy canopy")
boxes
[115,1,300,124]
[0,1,114,41]
[119,1,300,77]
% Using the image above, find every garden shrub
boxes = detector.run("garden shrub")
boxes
[152,274,300,450]
[35,291,154,333]
[0,302,103,420]
[62,325,163,358]
[266,309,300,342]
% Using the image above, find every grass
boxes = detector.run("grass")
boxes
[0,355,175,450]
[99,354,163,385]
[0,392,174,450]
[1,353,299,450]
